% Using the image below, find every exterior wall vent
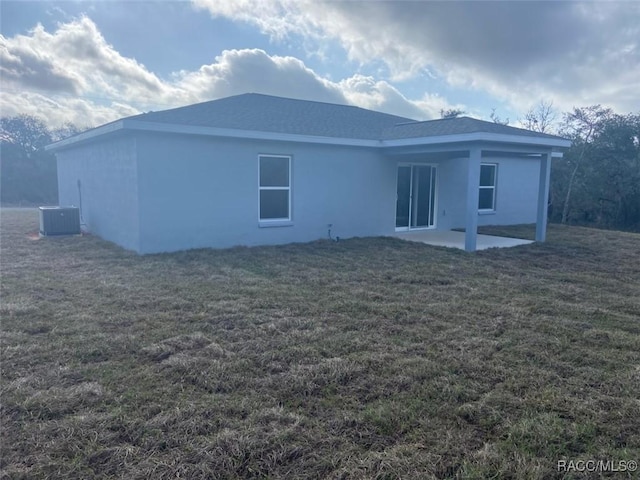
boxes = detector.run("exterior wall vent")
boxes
[39,207,81,236]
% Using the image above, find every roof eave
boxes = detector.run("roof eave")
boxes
[45,120,127,152]
[46,120,572,152]
[381,132,572,149]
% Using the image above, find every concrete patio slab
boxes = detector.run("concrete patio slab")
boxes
[393,230,533,251]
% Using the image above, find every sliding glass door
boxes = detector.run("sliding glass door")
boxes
[396,165,436,230]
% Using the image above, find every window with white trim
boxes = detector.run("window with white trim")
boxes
[259,155,291,221]
[478,163,497,211]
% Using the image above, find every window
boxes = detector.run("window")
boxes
[478,163,497,211]
[259,155,291,221]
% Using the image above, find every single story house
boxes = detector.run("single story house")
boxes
[46,93,571,254]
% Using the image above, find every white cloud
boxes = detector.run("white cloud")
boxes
[5,2,635,131]
[0,91,140,129]
[194,0,640,114]
[0,27,82,94]
[175,49,346,105]
[338,75,464,120]
[1,17,460,128]
[1,17,170,103]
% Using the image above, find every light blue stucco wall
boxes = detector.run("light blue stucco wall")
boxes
[135,133,396,253]
[56,136,140,251]
[432,157,466,231]
[433,155,540,230]
[55,132,545,254]
[478,156,540,227]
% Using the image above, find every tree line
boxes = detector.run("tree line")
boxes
[2,107,639,231]
[444,103,640,232]
[551,106,640,231]
[1,116,82,206]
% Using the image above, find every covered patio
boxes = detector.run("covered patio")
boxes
[382,119,571,251]
[393,229,533,251]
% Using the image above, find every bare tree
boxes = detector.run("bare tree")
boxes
[1,115,55,204]
[559,105,613,224]
[440,108,466,119]
[51,122,87,142]
[522,100,557,133]
[489,108,509,125]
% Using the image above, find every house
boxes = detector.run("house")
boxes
[46,93,571,254]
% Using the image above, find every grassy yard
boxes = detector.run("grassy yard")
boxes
[1,209,639,479]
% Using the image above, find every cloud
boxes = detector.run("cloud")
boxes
[1,17,459,128]
[338,75,464,120]
[2,18,169,101]
[0,27,82,94]
[194,0,640,113]
[5,2,636,131]
[0,91,140,129]
[176,48,346,105]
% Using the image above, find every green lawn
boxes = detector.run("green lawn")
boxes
[1,209,639,479]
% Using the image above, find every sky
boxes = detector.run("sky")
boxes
[1,0,639,130]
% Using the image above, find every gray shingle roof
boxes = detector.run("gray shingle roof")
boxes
[128,93,566,142]
[382,116,564,140]
[130,93,414,141]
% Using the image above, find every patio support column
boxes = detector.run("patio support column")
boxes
[535,152,552,242]
[465,147,481,251]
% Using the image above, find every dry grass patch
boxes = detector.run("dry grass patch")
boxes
[1,209,639,479]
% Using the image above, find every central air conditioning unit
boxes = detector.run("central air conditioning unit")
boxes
[39,207,81,236]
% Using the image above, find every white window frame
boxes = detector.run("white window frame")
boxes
[258,154,292,223]
[478,163,497,212]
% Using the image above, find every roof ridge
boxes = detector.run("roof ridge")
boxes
[393,116,491,127]
[133,92,416,123]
